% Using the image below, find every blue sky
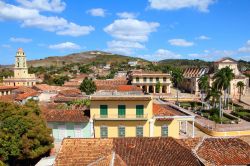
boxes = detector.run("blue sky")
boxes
[0,0,250,64]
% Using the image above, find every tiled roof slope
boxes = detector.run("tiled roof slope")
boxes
[183,67,208,78]
[54,137,201,166]
[113,137,200,166]
[55,139,113,166]
[153,103,185,116]
[197,138,250,166]
[43,109,89,122]
[54,137,250,166]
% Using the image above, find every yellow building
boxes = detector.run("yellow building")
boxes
[128,70,172,94]
[90,92,195,138]
[3,48,38,87]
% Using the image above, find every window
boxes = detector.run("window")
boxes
[118,126,125,137]
[161,125,168,137]
[163,77,166,82]
[100,126,108,138]
[143,77,147,82]
[100,105,108,118]
[150,77,153,82]
[118,105,126,118]
[156,77,159,82]
[136,77,140,82]
[136,105,144,118]
[136,126,143,137]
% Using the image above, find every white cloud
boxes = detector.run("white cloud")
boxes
[104,18,159,42]
[56,23,94,36]
[168,38,194,47]
[144,49,181,61]
[106,40,145,55]
[10,37,32,43]
[117,12,138,19]
[148,0,215,12]
[16,0,66,12]
[238,40,250,53]
[0,1,94,37]
[49,42,81,50]
[87,8,106,17]
[1,44,11,48]
[0,1,39,20]
[196,35,211,40]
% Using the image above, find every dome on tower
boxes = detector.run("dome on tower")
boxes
[17,48,24,52]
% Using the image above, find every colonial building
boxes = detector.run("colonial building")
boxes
[3,48,38,87]
[210,57,249,98]
[0,86,17,96]
[179,67,208,95]
[128,70,171,94]
[90,92,194,139]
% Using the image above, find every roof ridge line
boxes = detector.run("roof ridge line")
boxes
[191,136,207,165]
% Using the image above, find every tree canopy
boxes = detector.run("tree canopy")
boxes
[79,78,97,95]
[0,101,53,165]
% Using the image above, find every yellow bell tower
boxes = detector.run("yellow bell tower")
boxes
[3,48,38,87]
[14,48,29,78]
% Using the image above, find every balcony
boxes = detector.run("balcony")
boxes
[93,114,148,121]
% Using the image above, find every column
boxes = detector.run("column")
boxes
[153,86,156,94]
[192,121,195,138]
[149,119,155,137]
[90,119,94,138]
[167,85,171,94]
[146,85,149,93]
[160,86,163,94]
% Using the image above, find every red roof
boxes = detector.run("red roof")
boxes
[43,109,89,122]
[117,85,141,92]
[153,103,184,117]
[0,86,17,90]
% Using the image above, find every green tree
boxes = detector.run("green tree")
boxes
[171,68,184,104]
[79,78,96,95]
[212,66,234,107]
[198,75,210,108]
[0,101,53,165]
[155,81,161,93]
[205,87,222,108]
[237,81,245,102]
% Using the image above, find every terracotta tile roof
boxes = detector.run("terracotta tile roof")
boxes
[14,86,39,101]
[90,96,152,101]
[96,85,142,92]
[33,84,76,92]
[0,95,15,102]
[0,86,17,90]
[42,109,89,122]
[54,139,113,166]
[197,138,250,165]
[153,103,185,117]
[94,79,128,86]
[112,137,200,166]
[58,89,82,97]
[54,137,201,166]
[183,67,208,78]
[63,81,81,87]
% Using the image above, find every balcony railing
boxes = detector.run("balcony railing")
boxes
[93,114,148,120]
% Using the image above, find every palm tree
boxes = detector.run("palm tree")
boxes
[212,66,234,107]
[237,81,245,102]
[198,75,210,109]
[171,68,184,104]
[205,87,222,108]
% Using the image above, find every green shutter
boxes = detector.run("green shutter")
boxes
[136,105,144,118]
[136,126,143,137]
[100,105,108,118]
[100,126,108,138]
[118,126,125,137]
[118,105,126,118]
[161,125,168,137]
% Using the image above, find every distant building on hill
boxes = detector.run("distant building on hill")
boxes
[3,48,38,87]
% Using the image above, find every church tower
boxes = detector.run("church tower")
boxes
[14,48,29,78]
[3,48,38,87]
